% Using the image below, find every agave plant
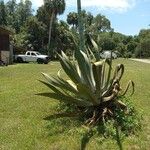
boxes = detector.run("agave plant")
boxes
[39,39,134,127]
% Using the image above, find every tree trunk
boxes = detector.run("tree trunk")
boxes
[48,10,55,56]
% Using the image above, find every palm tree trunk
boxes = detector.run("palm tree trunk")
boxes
[48,10,55,56]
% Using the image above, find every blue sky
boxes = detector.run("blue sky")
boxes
[6,0,150,35]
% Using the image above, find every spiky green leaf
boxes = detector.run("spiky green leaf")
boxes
[77,83,98,105]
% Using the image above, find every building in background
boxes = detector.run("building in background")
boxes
[0,26,13,65]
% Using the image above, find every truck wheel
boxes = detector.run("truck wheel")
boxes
[37,58,44,64]
[17,57,23,63]
[44,61,48,64]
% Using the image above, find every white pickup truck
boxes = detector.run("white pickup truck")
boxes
[15,51,50,64]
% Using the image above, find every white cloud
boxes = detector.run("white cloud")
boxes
[66,0,136,12]
[29,0,136,13]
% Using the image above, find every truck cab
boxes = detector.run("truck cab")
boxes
[15,51,50,64]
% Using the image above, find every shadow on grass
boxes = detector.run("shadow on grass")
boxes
[36,92,57,99]
[37,93,81,137]
[81,129,94,150]
[115,125,123,150]
[43,112,80,120]
[80,125,124,150]
[37,93,124,150]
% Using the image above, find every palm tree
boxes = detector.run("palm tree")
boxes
[44,0,65,56]
[93,14,111,32]
[67,12,78,29]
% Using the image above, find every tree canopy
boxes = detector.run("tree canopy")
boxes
[0,0,149,58]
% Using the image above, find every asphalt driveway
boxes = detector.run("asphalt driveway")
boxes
[131,59,150,64]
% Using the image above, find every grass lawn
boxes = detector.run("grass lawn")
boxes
[0,59,150,150]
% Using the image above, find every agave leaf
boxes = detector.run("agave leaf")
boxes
[76,64,83,81]
[104,58,112,89]
[102,87,119,102]
[90,37,100,61]
[99,59,112,92]
[85,46,92,60]
[101,61,106,88]
[113,64,124,81]
[115,100,127,110]
[102,79,114,97]
[75,50,95,89]
[58,52,81,83]
[87,46,96,62]
[66,31,78,49]
[77,83,98,105]
[57,69,62,78]
[38,91,91,107]
[121,80,135,96]
[66,80,77,91]
[78,51,95,90]
[39,80,65,95]
[102,64,128,98]
[92,61,103,98]
[90,37,99,52]
[42,73,79,95]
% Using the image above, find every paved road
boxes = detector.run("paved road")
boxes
[131,59,150,64]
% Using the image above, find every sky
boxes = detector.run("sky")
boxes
[6,0,150,35]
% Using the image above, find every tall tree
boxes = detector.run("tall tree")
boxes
[67,10,93,30]
[135,39,150,58]
[24,0,32,19]
[5,0,32,33]
[54,20,77,54]
[67,12,78,29]
[86,12,93,27]
[93,14,111,32]
[17,0,33,30]
[0,0,7,26]
[36,5,49,26]
[24,16,47,51]
[135,29,150,58]
[44,0,65,56]
[6,0,18,30]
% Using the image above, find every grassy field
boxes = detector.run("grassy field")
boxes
[0,59,150,150]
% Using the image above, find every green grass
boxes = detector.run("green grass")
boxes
[0,59,150,150]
